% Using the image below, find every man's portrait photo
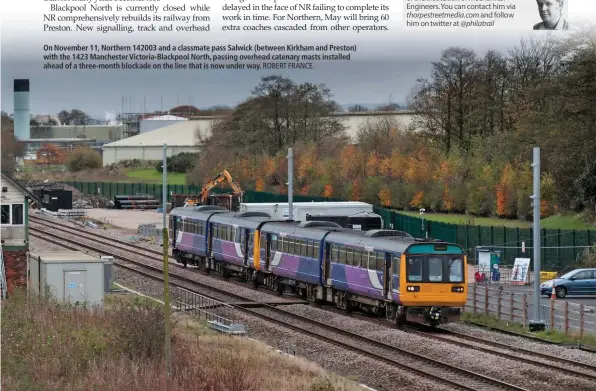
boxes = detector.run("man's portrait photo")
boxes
[534,0,569,30]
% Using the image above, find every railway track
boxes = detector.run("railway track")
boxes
[30,217,531,391]
[404,324,596,382]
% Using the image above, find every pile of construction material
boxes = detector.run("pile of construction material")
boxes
[24,180,113,209]
[113,194,160,210]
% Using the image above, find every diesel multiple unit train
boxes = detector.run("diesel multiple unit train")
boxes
[169,205,468,326]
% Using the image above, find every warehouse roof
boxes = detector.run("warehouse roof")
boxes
[103,120,210,147]
[141,114,188,121]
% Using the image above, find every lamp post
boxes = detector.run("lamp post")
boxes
[162,144,172,377]
[420,208,427,238]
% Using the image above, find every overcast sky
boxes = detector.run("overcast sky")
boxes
[1,0,594,119]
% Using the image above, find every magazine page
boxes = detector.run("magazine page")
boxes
[2,1,596,391]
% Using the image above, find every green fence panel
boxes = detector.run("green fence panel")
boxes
[58,180,596,272]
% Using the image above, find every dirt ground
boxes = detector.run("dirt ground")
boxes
[84,208,168,230]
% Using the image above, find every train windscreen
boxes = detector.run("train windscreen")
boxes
[406,255,464,283]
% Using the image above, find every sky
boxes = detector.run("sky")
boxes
[1,0,594,119]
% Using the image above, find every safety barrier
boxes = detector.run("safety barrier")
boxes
[465,285,596,337]
[171,287,246,335]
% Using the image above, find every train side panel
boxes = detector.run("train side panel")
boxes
[330,262,385,300]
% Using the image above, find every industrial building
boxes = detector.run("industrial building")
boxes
[102,111,416,165]
[31,124,125,141]
[101,120,207,165]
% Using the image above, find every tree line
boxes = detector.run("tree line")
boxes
[188,29,596,221]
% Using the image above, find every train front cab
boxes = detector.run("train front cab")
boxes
[397,242,467,326]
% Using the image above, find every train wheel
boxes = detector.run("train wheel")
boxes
[273,279,283,296]
[396,305,407,327]
[337,292,351,313]
[386,305,396,322]
[216,262,226,277]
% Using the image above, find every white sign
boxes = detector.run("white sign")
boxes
[511,258,531,285]
[478,252,491,275]
[282,208,289,219]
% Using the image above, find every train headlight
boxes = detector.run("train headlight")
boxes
[451,286,464,293]
[407,286,420,292]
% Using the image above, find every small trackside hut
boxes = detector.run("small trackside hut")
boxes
[1,173,31,296]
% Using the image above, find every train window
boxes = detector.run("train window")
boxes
[307,241,313,258]
[449,257,464,282]
[407,257,423,282]
[281,238,288,253]
[338,245,346,265]
[301,240,307,256]
[271,235,277,252]
[428,257,443,282]
[260,233,267,249]
[376,253,383,271]
[313,243,320,258]
[346,248,353,266]
[227,226,232,241]
[329,245,335,262]
[392,255,400,277]
[353,249,361,268]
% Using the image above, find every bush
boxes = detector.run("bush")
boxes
[2,289,361,391]
[155,152,197,173]
[67,147,102,172]
[578,246,596,268]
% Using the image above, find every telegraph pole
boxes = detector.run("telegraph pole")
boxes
[162,144,172,377]
[288,147,293,220]
[530,147,545,331]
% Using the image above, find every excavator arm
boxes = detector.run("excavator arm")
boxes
[199,169,243,204]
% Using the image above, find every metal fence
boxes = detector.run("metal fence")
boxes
[63,181,595,272]
[137,223,163,245]
[465,285,596,337]
[171,286,246,334]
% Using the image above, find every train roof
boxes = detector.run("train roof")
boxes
[261,221,331,241]
[324,230,462,254]
[210,211,275,229]
[169,206,228,219]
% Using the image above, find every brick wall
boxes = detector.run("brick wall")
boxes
[3,250,27,294]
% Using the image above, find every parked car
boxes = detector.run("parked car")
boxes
[540,268,596,298]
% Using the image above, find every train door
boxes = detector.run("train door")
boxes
[170,216,177,246]
[242,229,249,266]
[207,223,213,257]
[323,242,331,286]
[384,252,391,299]
[246,229,255,267]
[262,232,270,271]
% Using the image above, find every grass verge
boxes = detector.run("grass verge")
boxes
[461,312,596,347]
[2,289,362,391]
[126,168,187,184]
[396,210,595,230]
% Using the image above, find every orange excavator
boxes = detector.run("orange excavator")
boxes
[183,170,243,209]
